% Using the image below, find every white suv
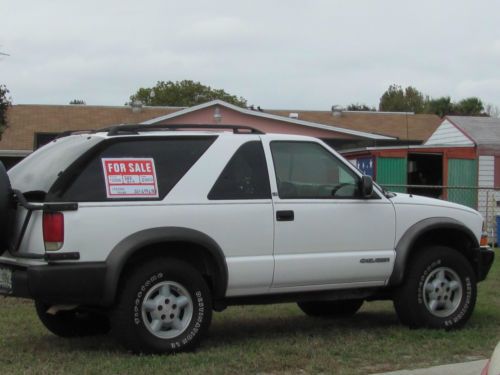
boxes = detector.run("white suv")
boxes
[0,124,494,354]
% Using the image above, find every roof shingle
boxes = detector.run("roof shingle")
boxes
[267,110,442,141]
[446,116,500,148]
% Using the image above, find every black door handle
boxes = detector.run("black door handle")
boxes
[276,210,294,221]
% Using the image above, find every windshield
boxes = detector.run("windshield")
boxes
[8,134,103,194]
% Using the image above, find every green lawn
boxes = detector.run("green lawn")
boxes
[1,256,498,375]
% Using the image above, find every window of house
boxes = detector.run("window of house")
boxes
[208,141,271,200]
[270,141,360,199]
[34,132,61,149]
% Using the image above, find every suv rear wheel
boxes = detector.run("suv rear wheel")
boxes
[297,299,363,318]
[393,246,477,329]
[112,258,212,354]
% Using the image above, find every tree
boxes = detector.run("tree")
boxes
[379,85,488,117]
[346,103,376,111]
[128,80,247,107]
[0,85,12,135]
[404,86,426,113]
[378,85,406,112]
[425,96,453,117]
[69,99,86,105]
[378,84,425,113]
[453,97,484,116]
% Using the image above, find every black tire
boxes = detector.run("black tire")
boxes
[112,258,212,354]
[393,246,477,330]
[35,301,110,337]
[297,299,363,318]
[0,161,14,254]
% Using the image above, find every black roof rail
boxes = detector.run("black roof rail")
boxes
[103,124,265,136]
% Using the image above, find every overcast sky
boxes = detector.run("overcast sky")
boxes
[1,0,499,110]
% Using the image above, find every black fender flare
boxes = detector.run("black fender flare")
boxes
[102,227,228,306]
[388,217,479,286]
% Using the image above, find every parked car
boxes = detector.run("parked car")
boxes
[0,124,495,354]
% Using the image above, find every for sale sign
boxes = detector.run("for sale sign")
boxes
[102,158,159,198]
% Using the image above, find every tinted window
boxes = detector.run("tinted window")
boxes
[50,137,215,201]
[208,141,271,200]
[271,141,360,199]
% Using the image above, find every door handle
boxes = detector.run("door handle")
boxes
[276,210,294,221]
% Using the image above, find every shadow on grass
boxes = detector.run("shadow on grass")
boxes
[26,333,119,354]
[206,310,402,347]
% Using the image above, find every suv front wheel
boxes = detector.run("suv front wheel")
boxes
[112,258,212,354]
[393,246,477,329]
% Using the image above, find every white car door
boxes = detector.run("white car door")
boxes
[263,137,396,292]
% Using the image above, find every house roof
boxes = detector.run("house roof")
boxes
[267,110,442,141]
[141,100,395,140]
[446,116,500,148]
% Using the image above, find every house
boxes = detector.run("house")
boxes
[0,100,442,169]
[139,100,396,144]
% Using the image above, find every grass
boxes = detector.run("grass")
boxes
[0,257,499,375]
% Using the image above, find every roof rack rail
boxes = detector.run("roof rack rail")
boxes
[104,124,265,136]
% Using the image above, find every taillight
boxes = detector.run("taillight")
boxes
[43,212,64,251]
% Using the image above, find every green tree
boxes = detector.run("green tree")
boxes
[379,85,487,117]
[404,86,425,113]
[0,85,12,135]
[453,97,484,116]
[425,96,453,117]
[346,103,376,111]
[128,80,247,107]
[379,84,406,111]
[378,84,425,113]
[69,99,86,105]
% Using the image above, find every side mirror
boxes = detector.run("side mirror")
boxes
[360,175,373,198]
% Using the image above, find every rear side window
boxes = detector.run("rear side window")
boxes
[49,137,215,202]
[208,141,271,200]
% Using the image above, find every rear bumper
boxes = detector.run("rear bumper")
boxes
[0,262,107,305]
[474,246,495,282]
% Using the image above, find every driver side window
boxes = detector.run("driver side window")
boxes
[270,141,359,199]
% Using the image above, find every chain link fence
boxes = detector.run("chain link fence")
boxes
[380,184,500,245]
